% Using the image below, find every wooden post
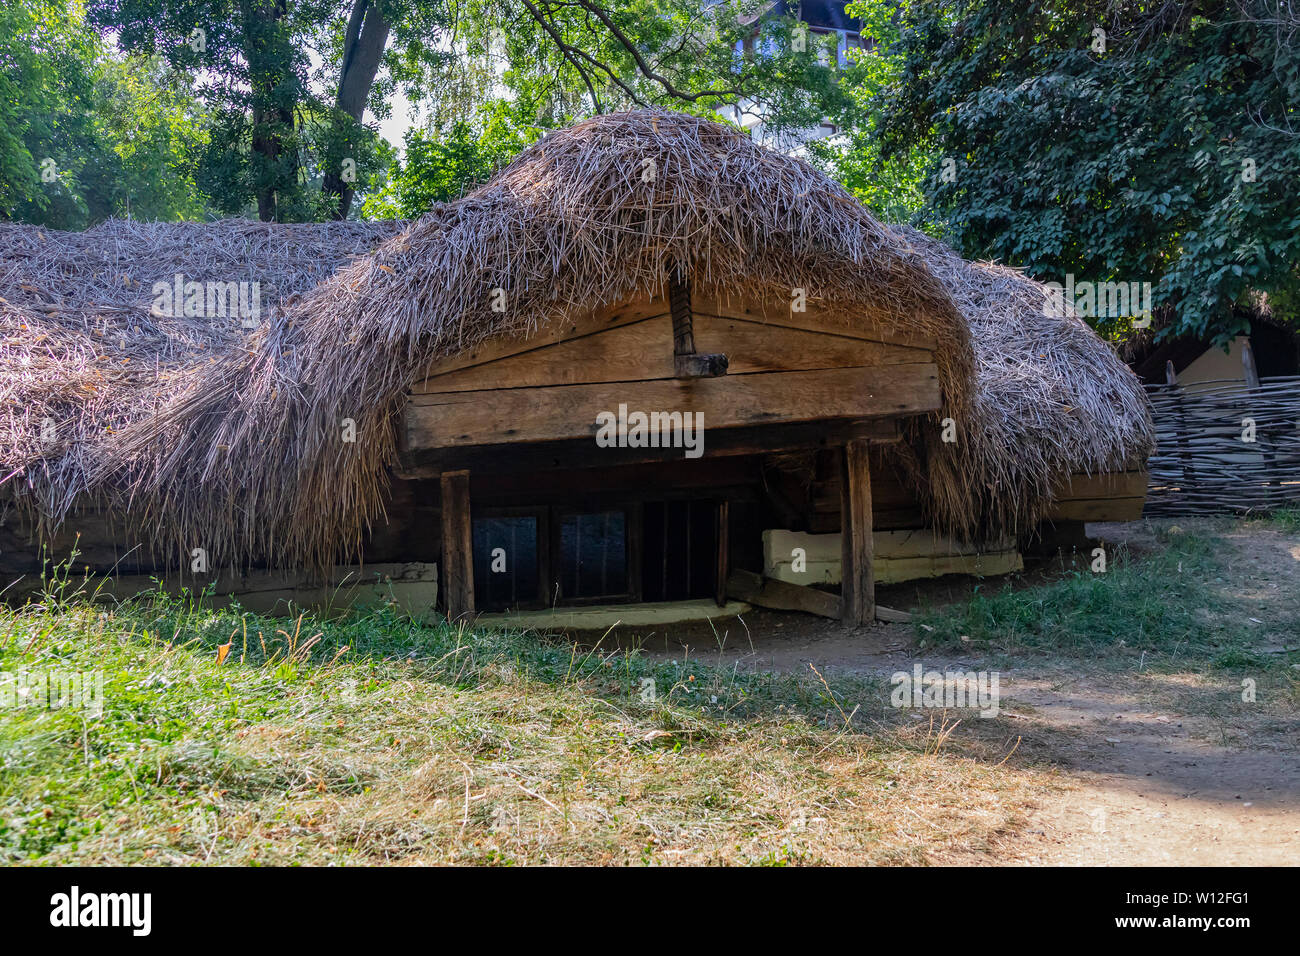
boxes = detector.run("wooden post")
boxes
[440,469,474,620]
[839,439,874,627]
[714,499,730,607]
[669,275,696,356]
[1242,339,1261,389]
[1242,338,1278,489]
[1166,359,1197,493]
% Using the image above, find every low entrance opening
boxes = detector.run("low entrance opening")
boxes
[640,500,718,602]
[470,499,722,612]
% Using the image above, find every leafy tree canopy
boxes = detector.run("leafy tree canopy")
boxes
[874,0,1300,343]
[0,0,209,227]
[362,100,538,217]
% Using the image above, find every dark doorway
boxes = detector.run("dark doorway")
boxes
[641,500,719,602]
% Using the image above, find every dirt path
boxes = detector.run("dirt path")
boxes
[995,675,1300,865]
[617,518,1300,865]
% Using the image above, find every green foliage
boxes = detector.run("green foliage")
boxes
[90,0,345,220]
[30,0,885,225]
[0,579,896,862]
[91,55,211,221]
[0,0,209,227]
[1268,507,1300,533]
[807,0,935,224]
[915,531,1260,662]
[875,0,1300,344]
[436,1,852,143]
[364,101,537,218]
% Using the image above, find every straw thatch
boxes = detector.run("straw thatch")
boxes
[0,219,401,532]
[890,226,1155,537]
[0,109,1151,574]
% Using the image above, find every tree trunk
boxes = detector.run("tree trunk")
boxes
[247,0,296,222]
[251,103,293,222]
[323,0,392,220]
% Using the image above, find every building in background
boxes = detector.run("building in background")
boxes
[720,1,865,151]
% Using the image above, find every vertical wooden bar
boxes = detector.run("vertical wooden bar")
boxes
[1242,338,1278,489]
[660,504,669,599]
[669,275,695,356]
[714,499,730,607]
[627,503,643,603]
[440,470,474,620]
[535,508,551,607]
[684,500,692,596]
[547,507,563,605]
[1242,339,1261,389]
[1166,359,1197,493]
[839,439,874,627]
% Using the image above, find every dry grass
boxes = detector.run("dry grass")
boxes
[0,586,1052,866]
[1,109,1152,573]
[175,680,1040,866]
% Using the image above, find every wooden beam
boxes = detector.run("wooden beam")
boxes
[414,317,674,393]
[725,571,909,623]
[1050,470,1149,500]
[1047,497,1146,522]
[440,470,475,621]
[726,569,840,619]
[693,293,939,351]
[470,457,761,499]
[420,292,671,380]
[1045,470,1149,522]
[406,364,940,451]
[691,316,929,375]
[874,604,912,623]
[397,417,901,476]
[839,439,874,627]
[413,315,931,395]
[714,500,730,607]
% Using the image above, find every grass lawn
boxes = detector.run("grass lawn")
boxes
[0,514,1294,865]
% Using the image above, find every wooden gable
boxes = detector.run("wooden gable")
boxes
[403,290,942,459]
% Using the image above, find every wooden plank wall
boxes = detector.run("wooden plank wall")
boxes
[407,364,940,450]
[406,291,943,454]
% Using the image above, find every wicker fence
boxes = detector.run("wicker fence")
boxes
[1143,375,1300,515]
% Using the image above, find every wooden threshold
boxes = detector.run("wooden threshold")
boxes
[477,598,751,633]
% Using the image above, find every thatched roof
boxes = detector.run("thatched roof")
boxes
[1,109,1151,573]
[0,219,401,525]
[890,227,1154,536]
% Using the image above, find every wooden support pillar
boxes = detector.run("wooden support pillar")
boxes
[1241,338,1279,487]
[714,499,730,607]
[839,439,874,627]
[440,469,475,620]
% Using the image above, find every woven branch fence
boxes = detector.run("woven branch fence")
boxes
[1143,375,1300,515]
